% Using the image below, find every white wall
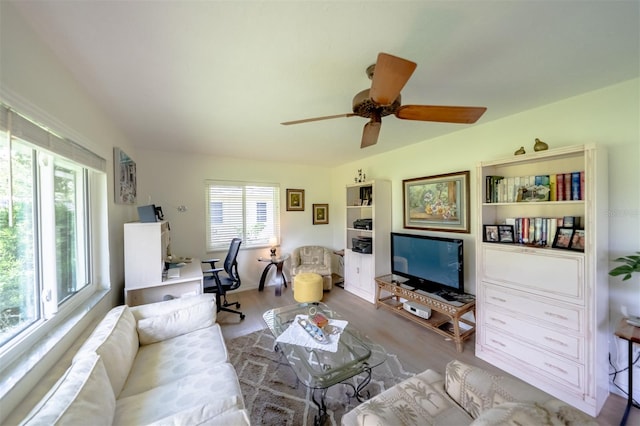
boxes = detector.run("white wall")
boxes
[135,150,335,289]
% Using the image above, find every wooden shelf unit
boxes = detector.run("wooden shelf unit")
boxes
[375,275,476,352]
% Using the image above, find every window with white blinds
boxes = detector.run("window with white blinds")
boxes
[205,181,280,251]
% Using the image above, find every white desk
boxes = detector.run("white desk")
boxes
[125,258,203,306]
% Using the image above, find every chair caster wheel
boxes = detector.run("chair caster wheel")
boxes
[236,303,241,308]
[240,314,246,320]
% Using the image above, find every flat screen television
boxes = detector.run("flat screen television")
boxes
[390,232,464,294]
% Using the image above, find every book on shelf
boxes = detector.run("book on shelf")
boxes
[485,171,585,203]
[549,174,557,201]
[505,216,575,246]
[563,172,572,201]
[571,171,581,200]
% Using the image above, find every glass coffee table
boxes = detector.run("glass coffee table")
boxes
[263,302,386,425]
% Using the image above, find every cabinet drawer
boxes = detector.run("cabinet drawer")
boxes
[482,327,584,392]
[483,246,584,301]
[484,283,582,332]
[483,308,582,360]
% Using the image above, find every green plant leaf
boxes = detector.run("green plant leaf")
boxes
[609,251,640,281]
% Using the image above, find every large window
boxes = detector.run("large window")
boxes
[206,181,280,251]
[0,105,104,350]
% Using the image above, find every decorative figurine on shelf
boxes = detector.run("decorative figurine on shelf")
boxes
[533,138,549,151]
[514,146,526,155]
[354,169,366,183]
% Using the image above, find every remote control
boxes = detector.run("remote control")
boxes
[298,318,329,344]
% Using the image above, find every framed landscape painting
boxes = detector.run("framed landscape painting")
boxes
[403,171,470,233]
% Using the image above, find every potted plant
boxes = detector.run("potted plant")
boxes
[609,251,640,281]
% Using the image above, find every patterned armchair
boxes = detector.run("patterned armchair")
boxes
[291,246,333,290]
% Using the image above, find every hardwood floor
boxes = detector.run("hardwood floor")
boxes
[218,285,635,426]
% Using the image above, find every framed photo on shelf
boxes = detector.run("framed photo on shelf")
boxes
[569,229,585,252]
[403,170,470,233]
[552,227,574,249]
[483,225,499,242]
[498,225,515,243]
[312,203,329,225]
[286,188,305,211]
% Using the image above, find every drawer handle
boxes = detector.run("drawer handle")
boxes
[544,311,569,321]
[544,336,568,347]
[490,339,506,348]
[489,317,507,325]
[490,296,507,303]
[544,362,568,375]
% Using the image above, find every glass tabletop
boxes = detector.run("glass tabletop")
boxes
[262,302,386,389]
[257,253,290,263]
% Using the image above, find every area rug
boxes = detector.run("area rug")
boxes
[226,328,416,426]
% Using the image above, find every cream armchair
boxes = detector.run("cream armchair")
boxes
[291,246,333,290]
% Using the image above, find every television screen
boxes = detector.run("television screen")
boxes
[391,232,464,293]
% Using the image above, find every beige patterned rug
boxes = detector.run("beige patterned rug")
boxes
[226,328,415,426]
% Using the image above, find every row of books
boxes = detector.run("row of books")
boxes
[485,171,585,203]
[504,216,582,246]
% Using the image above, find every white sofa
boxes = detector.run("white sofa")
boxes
[18,294,249,425]
[342,359,598,426]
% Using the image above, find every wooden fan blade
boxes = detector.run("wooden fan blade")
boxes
[395,105,487,123]
[281,113,356,125]
[370,53,417,106]
[361,118,381,148]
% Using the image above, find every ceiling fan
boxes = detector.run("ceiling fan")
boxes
[281,52,487,148]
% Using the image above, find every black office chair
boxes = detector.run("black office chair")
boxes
[202,238,245,320]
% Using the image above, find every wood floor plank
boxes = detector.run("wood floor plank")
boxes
[218,285,635,426]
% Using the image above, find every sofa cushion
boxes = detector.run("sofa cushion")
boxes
[445,359,559,419]
[21,353,115,426]
[136,295,216,345]
[74,305,138,397]
[119,324,229,398]
[344,369,472,426]
[114,362,244,425]
[129,293,216,322]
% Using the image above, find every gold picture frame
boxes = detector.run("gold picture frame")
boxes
[312,203,329,225]
[286,188,305,211]
[403,170,470,233]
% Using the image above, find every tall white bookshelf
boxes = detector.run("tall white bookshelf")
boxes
[475,144,608,416]
[344,180,391,303]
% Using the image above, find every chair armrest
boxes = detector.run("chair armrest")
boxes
[323,249,332,272]
[202,258,221,267]
[203,267,224,274]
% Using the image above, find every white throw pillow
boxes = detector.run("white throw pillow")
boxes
[129,293,216,321]
[73,305,139,397]
[137,297,215,345]
[21,353,115,426]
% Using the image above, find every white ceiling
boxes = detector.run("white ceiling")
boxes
[11,1,640,167]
